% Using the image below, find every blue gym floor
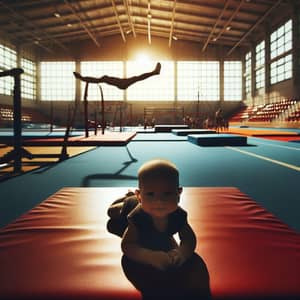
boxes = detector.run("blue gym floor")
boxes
[0,127,300,232]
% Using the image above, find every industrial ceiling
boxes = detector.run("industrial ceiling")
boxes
[0,0,293,55]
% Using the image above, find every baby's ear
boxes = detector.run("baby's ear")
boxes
[177,187,183,203]
[135,189,142,203]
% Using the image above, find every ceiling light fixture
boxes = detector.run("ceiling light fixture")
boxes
[54,12,61,18]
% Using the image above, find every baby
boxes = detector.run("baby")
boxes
[107,159,196,270]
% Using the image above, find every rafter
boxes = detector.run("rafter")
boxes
[202,0,231,52]
[227,0,283,55]
[213,0,244,43]
[0,0,68,53]
[111,0,126,42]
[123,0,136,38]
[0,0,289,53]
[147,0,151,45]
[168,0,177,48]
[63,0,100,47]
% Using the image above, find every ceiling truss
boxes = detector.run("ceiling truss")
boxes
[0,0,293,55]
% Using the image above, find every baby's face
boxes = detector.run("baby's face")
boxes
[136,177,182,219]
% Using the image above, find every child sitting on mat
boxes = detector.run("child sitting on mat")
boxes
[74,62,161,90]
[107,158,196,270]
[107,160,210,300]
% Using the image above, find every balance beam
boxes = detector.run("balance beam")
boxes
[0,187,299,300]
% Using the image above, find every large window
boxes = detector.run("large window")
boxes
[270,19,292,59]
[177,61,219,101]
[126,60,174,101]
[244,51,251,94]
[36,60,245,102]
[270,19,292,84]
[40,62,75,100]
[255,40,265,89]
[21,58,36,100]
[224,61,242,101]
[80,61,123,101]
[270,54,292,84]
[0,44,17,96]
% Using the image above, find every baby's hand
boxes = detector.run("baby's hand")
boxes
[150,251,172,271]
[126,190,135,197]
[167,249,185,267]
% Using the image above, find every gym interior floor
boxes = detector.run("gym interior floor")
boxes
[0,125,299,234]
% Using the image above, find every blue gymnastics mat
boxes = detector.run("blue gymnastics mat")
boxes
[172,129,216,136]
[188,133,247,146]
[154,124,189,132]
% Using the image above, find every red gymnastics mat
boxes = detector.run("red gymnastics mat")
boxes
[227,127,299,137]
[256,135,300,142]
[0,131,136,146]
[0,187,300,300]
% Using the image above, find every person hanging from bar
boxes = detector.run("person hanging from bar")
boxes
[73,62,161,90]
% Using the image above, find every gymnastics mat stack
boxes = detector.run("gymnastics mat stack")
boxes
[172,129,216,136]
[188,133,247,146]
[154,125,189,132]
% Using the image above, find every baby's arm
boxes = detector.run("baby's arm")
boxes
[121,222,172,270]
[169,222,196,267]
[107,202,123,218]
[107,190,135,218]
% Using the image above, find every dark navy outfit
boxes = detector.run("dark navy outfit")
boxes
[107,194,211,300]
[128,204,187,252]
[107,194,187,245]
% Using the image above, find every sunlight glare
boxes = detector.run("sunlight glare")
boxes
[135,53,151,66]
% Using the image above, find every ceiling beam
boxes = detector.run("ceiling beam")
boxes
[227,0,284,56]
[63,0,100,47]
[123,0,136,38]
[214,0,244,43]
[147,0,152,45]
[111,0,126,42]
[0,25,54,54]
[0,0,287,49]
[202,0,231,52]
[134,24,250,47]
[0,0,69,53]
[5,2,257,29]
[168,0,177,48]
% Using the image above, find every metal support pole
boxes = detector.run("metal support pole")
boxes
[13,70,23,172]
[83,82,89,138]
[99,84,105,135]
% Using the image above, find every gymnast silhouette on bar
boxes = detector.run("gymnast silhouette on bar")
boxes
[73,62,161,90]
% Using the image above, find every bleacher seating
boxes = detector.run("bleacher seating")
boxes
[229,105,264,122]
[0,104,49,127]
[284,99,300,122]
[229,98,299,124]
[286,109,300,122]
[248,99,296,122]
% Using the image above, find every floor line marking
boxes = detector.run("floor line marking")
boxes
[226,147,300,172]
[250,139,300,151]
